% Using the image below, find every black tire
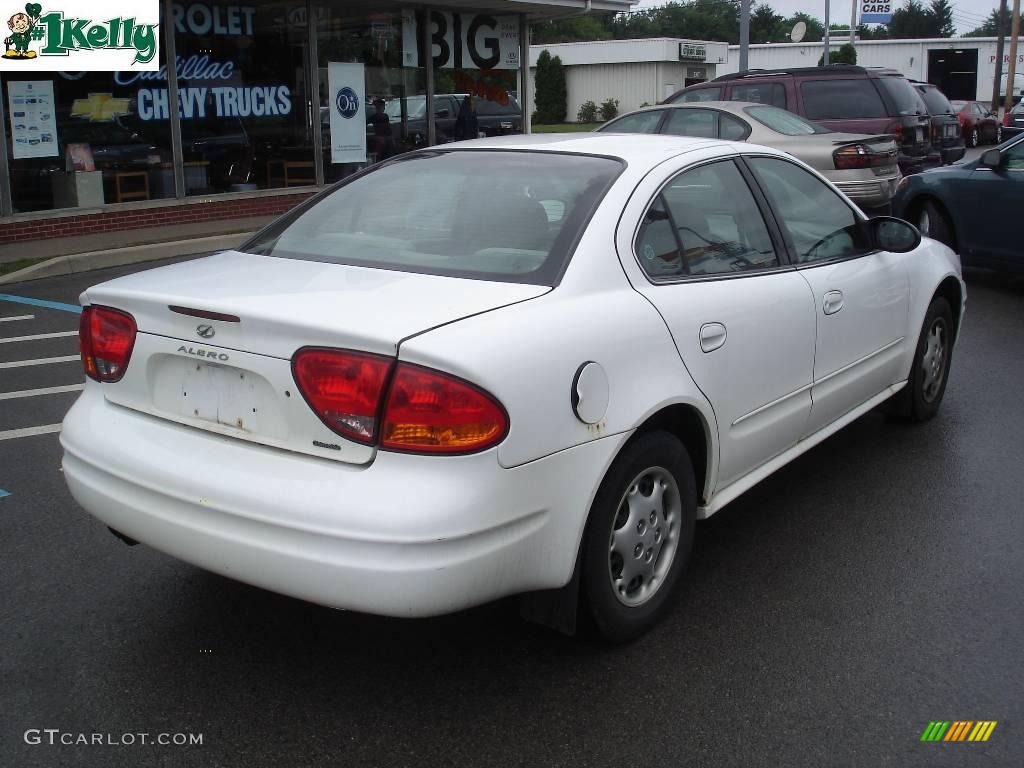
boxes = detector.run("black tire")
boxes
[996,125,1003,144]
[969,128,979,147]
[581,431,697,643]
[917,200,954,251]
[890,296,954,422]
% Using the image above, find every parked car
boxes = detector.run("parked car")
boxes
[665,66,936,175]
[382,93,522,145]
[598,101,900,211]
[63,134,963,641]
[950,100,1003,147]
[1003,99,1024,136]
[911,82,965,163]
[893,131,1024,273]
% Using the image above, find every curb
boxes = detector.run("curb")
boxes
[0,232,253,285]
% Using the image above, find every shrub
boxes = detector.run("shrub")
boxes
[599,98,620,122]
[577,100,598,123]
[535,50,567,124]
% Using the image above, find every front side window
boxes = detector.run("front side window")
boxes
[636,160,778,279]
[800,79,888,120]
[749,157,871,264]
[1003,140,1024,170]
[244,150,623,285]
[675,87,722,103]
[731,82,787,109]
[602,110,666,134]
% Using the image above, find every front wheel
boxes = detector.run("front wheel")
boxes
[581,431,697,643]
[890,296,954,422]
[969,128,979,147]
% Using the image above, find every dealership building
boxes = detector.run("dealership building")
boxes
[0,0,633,249]
[530,35,1024,121]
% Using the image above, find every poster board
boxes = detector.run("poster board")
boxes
[327,62,367,164]
[8,80,58,159]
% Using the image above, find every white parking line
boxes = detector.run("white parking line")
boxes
[0,355,80,369]
[0,315,34,323]
[0,331,78,344]
[0,424,62,441]
[0,384,84,401]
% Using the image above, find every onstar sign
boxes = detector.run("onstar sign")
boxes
[861,2,893,24]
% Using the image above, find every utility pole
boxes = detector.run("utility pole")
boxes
[992,0,1008,113]
[1006,0,1021,116]
[740,0,750,71]
[824,0,831,65]
[849,0,857,46]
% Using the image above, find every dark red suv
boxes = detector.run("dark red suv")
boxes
[664,66,937,175]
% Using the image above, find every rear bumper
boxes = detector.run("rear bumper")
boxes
[898,152,941,175]
[939,145,966,164]
[833,177,899,207]
[61,386,623,617]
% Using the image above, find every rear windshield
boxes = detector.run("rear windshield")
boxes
[243,150,623,285]
[800,79,887,120]
[917,86,954,115]
[875,76,928,116]
[745,105,830,135]
[674,87,722,103]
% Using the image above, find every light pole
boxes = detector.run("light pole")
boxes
[740,0,750,71]
[823,0,831,65]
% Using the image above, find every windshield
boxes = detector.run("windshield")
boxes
[243,150,623,285]
[744,105,831,135]
[385,98,426,119]
[917,86,954,115]
[876,77,927,116]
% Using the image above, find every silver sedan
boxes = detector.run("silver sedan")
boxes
[598,101,901,211]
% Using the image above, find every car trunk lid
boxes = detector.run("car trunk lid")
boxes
[82,250,548,464]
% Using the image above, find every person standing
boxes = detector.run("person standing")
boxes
[454,96,479,141]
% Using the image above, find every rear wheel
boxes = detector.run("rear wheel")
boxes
[890,296,954,422]
[916,200,954,250]
[996,125,1003,144]
[581,431,697,643]
[969,127,980,147]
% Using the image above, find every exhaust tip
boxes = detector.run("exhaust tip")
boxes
[108,527,139,546]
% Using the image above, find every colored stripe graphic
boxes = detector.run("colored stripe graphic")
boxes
[0,294,82,314]
[968,722,997,742]
[921,721,950,741]
[945,721,972,741]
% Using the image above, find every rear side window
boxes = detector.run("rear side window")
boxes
[663,109,718,138]
[602,110,666,134]
[674,87,722,103]
[731,82,787,109]
[874,77,928,116]
[800,79,887,120]
[917,86,953,115]
[476,97,520,116]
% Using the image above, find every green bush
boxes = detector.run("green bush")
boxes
[577,100,598,123]
[599,98,620,122]
[818,43,857,66]
[535,50,567,124]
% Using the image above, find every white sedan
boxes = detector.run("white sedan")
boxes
[62,134,964,641]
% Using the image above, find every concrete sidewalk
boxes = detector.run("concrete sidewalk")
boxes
[0,216,274,284]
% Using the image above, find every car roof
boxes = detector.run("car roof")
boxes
[611,100,765,115]
[712,65,902,82]
[440,133,750,164]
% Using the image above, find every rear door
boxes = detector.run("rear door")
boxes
[617,154,816,489]
[746,156,910,436]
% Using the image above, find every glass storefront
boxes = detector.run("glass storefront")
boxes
[0,0,526,217]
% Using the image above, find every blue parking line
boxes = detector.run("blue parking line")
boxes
[0,294,81,314]
[0,488,9,499]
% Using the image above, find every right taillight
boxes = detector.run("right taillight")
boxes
[834,144,893,170]
[79,305,137,382]
[291,347,508,455]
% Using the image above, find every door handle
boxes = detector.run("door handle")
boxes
[699,322,727,353]
[823,290,844,315]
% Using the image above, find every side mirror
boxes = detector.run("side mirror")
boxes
[981,148,1002,168]
[871,216,921,253]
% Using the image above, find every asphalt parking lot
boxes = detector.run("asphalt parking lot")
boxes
[2,249,1022,767]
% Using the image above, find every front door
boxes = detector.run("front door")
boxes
[746,156,910,436]
[624,158,817,489]
[961,139,1024,267]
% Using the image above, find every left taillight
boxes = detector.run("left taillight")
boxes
[79,305,137,382]
[833,144,893,170]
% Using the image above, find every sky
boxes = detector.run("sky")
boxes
[631,0,1003,36]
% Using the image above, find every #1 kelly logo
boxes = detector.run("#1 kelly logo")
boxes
[1,0,159,70]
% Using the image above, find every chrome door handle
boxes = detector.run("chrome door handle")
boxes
[823,290,844,315]
[699,322,727,353]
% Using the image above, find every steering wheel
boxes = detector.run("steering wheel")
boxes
[805,229,850,262]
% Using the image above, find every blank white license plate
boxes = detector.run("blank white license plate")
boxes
[944,125,958,137]
[178,360,265,431]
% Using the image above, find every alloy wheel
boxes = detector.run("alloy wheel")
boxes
[921,318,948,404]
[608,467,681,607]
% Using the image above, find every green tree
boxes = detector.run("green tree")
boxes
[965,7,1009,37]
[818,42,858,66]
[750,4,786,43]
[888,0,938,38]
[929,0,955,37]
[531,15,613,44]
[785,12,825,43]
[534,50,567,124]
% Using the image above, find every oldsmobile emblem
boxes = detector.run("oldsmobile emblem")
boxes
[196,324,215,339]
